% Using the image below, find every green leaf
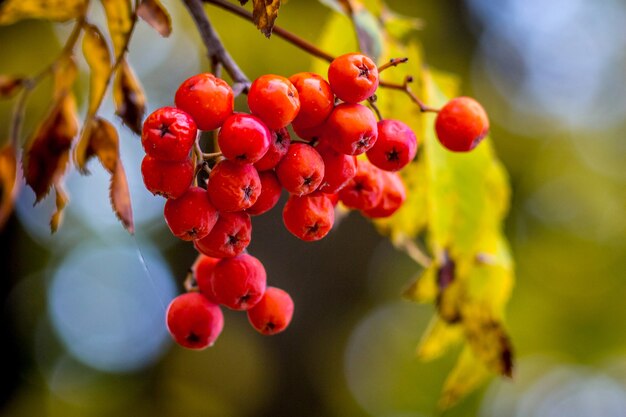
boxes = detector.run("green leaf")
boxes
[0,0,87,25]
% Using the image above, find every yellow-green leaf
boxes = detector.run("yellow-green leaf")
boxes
[113,58,146,135]
[50,182,68,233]
[0,0,87,25]
[0,144,19,229]
[438,346,490,410]
[101,0,133,56]
[251,0,281,38]
[402,262,437,303]
[416,317,462,361]
[137,0,171,37]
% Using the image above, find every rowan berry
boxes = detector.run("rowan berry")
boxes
[289,72,334,130]
[218,113,271,164]
[275,143,325,195]
[328,53,379,103]
[362,171,406,218]
[324,103,378,155]
[247,287,294,335]
[141,155,194,199]
[248,74,300,130]
[246,170,283,216]
[166,292,224,349]
[192,254,220,302]
[207,160,261,212]
[254,128,291,171]
[366,119,417,171]
[164,186,219,240]
[141,106,197,161]
[338,160,383,210]
[194,212,252,258]
[292,122,325,143]
[316,139,357,194]
[282,192,335,241]
[175,73,234,131]
[435,96,489,152]
[210,254,267,310]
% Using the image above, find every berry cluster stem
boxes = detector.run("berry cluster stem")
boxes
[379,77,440,113]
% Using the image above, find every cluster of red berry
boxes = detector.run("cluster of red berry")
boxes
[140,52,489,350]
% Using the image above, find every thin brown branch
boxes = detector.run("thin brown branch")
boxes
[380,76,440,113]
[367,96,383,121]
[378,57,409,73]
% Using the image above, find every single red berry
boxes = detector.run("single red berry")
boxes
[289,72,334,130]
[338,160,383,210]
[194,212,252,258]
[254,128,291,171]
[275,143,325,196]
[175,73,234,131]
[207,160,261,212]
[166,292,224,349]
[316,140,357,194]
[282,192,335,241]
[141,155,194,199]
[292,122,325,143]
[218,113,271,164]
[327,192,340,207]
[164,186,219,240]
[141,106,197,161]
[435,97,489,152]
[328,53,379,103]
[247,170,283,216]
[362,171,406,218]
[247,287,294,336]
[193,254,220,303]
[248,74,300,130]
[324,103,378,155]
[210,253,267,311]
[366,119,417,171]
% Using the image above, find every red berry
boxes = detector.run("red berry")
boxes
[175,73,234,131]
[247,170,283,216]
[166,292,224,349]
[435,97,489,152]
[282,192,335,241]
[292,122,325,143]
[289,72,334,130]
[193,254,220,302]
[338,160,383,210]
[248,74,300,130]
[164,186,219,240]
[218,113,271,164]
[247,287,294,335]
[324,103,378,155]
[275,143,325,196]
[141,155,194,199]
[366,119,417,171]
[207,160,261,212]
[210,254,267,310]
[327,192,340,207]
[362,171,406,218]
[141,106,197,161]
[194,212,252,258]
[254,128,291,171]
[316,140,357,194]
[328,53,379,103]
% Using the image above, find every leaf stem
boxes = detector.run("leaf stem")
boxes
[378,57,409,73]
[379,76,440,113]
[394,235,432,268]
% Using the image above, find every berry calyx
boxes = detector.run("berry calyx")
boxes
[247,287,294,335]
[141,155,194,199]
[164,186,219,240]
[289,72,334,130]
[207,160,261,212]
[210,254,267,311]
[316,140,357,194]
[338,160,384,210]
[366,119,418,171]
[362,171,406,218]
[324,103,378,155]
[328,53,379,103]
[166,292,224,349]
[218,113,271,164]
[248,74,300,130]
[275,143,325,196]
[254,128,291,171]
[174,73,234,131]
[141,106,197,161]
[435,96,489,152]
[194,212,252,258]
[282,192,335,241]
[246,170,283,216]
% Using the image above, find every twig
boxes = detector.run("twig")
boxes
[393,235,432,268]
[367,96,383,121]
[378,57,408,72]
[380,76,440,113]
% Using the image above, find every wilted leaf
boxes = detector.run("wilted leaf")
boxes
[137,0,171,37]
[416,317,462,361]
[0,75,23,98]
[0,0,87,25]
[110,161,134,233]
[251,0,281,38]
[438,346,490,410]
[113,59,146,134]
[85,117,119,173]
[82,23,112,115]
[101,0,133,56]
[0,144,19,228]
[50,182,68,233]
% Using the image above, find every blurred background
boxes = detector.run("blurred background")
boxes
[1,0,625,416]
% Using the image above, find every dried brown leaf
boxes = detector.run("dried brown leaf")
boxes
[113,59,146,135]
[137,0,172,37]
[110,161,134,233]
[0,144,19,229]
[0,75,23,98]
[85,117,119,173]
[0,0,87,25]
[50,182,69,233]
[252,0,281,38]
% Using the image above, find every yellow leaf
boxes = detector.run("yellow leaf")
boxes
[438,346,490,410]
[402,263,437,303]
[110,161,134,233]
[113,58,146,135]
[50,182,69,233]
[137,0,171,37]
[0,144,19,229]
[52,56,78,99]
[416,317,462,361]
[0,0,87,25]
[82,23,112,115]
[101,0,133,56]
[251,0,281,38]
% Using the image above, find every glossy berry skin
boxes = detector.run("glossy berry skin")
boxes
[141,155,194,199]
[362,171,406,218]
[328,53,379,103]
[435,97,489,152]
[164,186,219,240]
[367,119,417,171]
[289,72,334,130]
[283,192,335,241]
[324,103,378,155]
[175,73,234,131]
[247,171,283,216]
[210,254,267,311]
[248,74,300,130]
[218,113,271,164]
[292,122,325,143]
[247,287,294,335]
[142,106,197,161]
[254,128,291,171]
[207,160,261,212]
[194,212,252,258]
[193,254,220,303]
[166,292,224,349]
[276,143,325,196]
[338,160,383,210]
[316,140,357,194]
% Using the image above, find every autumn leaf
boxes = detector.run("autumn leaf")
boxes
[0,75,23,98]
[101,0,134,56]
[249,0,281,38]
[110,161,134,233]
[0,144,19,228]
[438,346,490,410]
[50,182,69,233]
[113,58,146,135]
[416,317,462,361]
[137,0,172,37]
[0,0,87,25]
